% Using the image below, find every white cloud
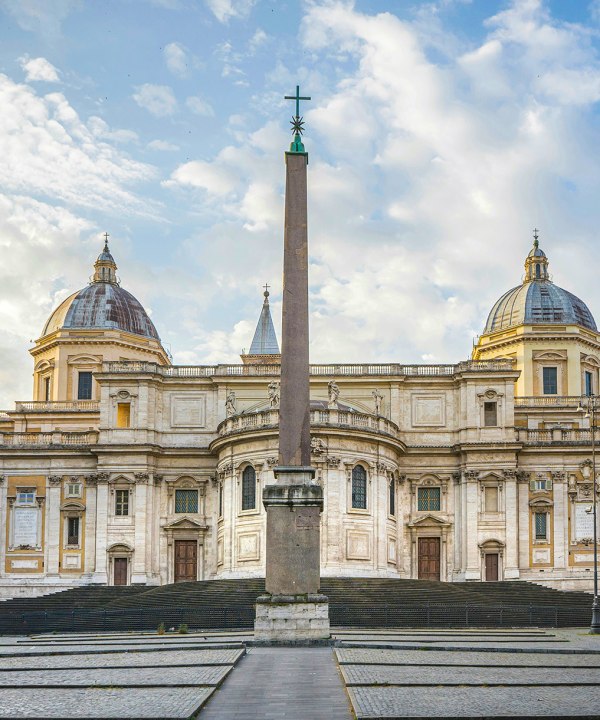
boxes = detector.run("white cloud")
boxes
[148,139,180,151]
[164,42,188,77]
[204,0,256,23]
[132,83,178,117]
[186,95,214,116]
[249,28,268,52]
[0,0,80,37]
[19,56,60,83]
[0,74,156,213]
[88,116,138,144]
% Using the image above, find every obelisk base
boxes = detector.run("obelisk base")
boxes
[254,468,330,641]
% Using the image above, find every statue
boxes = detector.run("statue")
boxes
[372,389,383,416]
[268,381,280,408]
[225,391,236,417]
[327,380,340,407]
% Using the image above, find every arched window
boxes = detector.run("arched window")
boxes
[351,465,367,509]
[535,264,541,278]
[242,466,256,511]
[389,478,395,516]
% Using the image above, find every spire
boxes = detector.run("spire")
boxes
[249,285,280,355]
[524,228,549,282]
[92,232,118,284]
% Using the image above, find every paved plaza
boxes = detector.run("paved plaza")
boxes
[0,628,598,718]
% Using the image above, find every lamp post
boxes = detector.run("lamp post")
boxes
[577,395,600,634]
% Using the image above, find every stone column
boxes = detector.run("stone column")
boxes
[84,476,97,574]
[504,470,520,579]
[131,473,148,584]
[93,475,109,584]
[464,471,480,580]
[45,476,62,576]
[256,108,328,642]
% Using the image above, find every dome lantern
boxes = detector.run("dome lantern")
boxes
[524,229,549,282]
[92,232,118,285]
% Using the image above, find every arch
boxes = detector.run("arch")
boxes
[241,464,257,511]
[351,464,367,510]
[107,542,134,554]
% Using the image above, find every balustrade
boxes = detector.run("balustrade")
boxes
[14,401,99,412]
[0,431,98,447]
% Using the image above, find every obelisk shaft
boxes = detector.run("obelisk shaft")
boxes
[278,152,311,468]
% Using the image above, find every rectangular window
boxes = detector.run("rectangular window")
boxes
[484,402,498,427]
[542,367,557,395]
[484,486,499,512]
[533,477,551,492]
[175,489,198,514]
[44,376,51,401]
[66,483,81,498]
[218,483,223,517]
[534,512,548,540]
[16,491,35,505]
[417,487,441,511]
[585,371,593,397]
[115,489,129,516]
[67,516,80,545]
[389,479,395,516]
[116,403,131,428]
[77,371,93,400]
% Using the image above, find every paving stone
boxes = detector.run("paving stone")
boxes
[0,642,240,656]
[200,646,352,720]
[0,687,214,719]
[0,648,244,671]
[340,664,600,686]
[335,648,600,667]
[348,686,600,718]
[0,665,231,687]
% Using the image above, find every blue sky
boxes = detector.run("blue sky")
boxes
[1,0,600,407]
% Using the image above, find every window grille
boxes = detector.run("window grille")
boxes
[241,466,256,511]
[77,372,93,400]
[352,466,367,509]
[418,486,441,511]
[115,489,129,516]
[534,512,548,540]
[67,516,80,545]
[175,489,198,514]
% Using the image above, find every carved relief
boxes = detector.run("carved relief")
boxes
[134,472,149,484]
[48,475,62,486]
[310,437,326,455]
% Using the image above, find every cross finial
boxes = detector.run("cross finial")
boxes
[285,85,311,119]
[285,85,311,153]
[533,227,539,246]
[263,282,270,299]
[103,231,110,251]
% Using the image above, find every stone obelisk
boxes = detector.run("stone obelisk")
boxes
[254,87,329,642]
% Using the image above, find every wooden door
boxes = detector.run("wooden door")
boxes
[113,558,128,586]
[485,553,499,581]
[175,540,197,582]
[418,537,440,581]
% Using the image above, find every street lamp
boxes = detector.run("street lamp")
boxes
[577,395,600,634]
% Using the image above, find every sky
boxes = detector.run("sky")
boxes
[1,0,600,408]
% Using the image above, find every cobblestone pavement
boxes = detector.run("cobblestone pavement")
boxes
[200,646,353,720]
[335,630,600,718]
[0,687,213,719]
[336,647,600,666]
[0,665,232,687]
[0,648,243,670]
[348,686,600,718]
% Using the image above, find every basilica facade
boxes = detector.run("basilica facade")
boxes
[0,236,598,598]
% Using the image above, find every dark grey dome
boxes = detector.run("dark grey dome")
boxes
[484,237,596,334]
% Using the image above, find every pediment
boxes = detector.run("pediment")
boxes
[408,513,452,528]
[163,516,207,531]
[60,501,85,512]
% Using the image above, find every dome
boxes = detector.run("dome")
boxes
[484,236,596,334]
[41,239,160,341]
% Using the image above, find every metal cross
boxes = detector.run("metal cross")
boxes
[103,232,110,250]
[263,283,270,294]
[533,228,539,242]
[285,85,311,119]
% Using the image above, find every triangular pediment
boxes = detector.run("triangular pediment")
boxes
[408,513,452,528]
[162,516,207,531]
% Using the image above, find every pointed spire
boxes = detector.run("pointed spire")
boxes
[249,285,280,355]
[92,232,118,284]
[524,228,549,282]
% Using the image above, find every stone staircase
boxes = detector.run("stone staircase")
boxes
[0,578,593,634]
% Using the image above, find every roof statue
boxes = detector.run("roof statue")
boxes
[249,285,280,355]
[484,230,596,334]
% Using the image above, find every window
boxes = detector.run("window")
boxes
[67,516,80,545]
[418,486,441,511]
[534,512,548,540]
[542,367,557,395]
[66,483,81,498]
[484,486,499,512]
[535,264,541,278]
[44,376,51,401]
[484,402,497,427]
[116,403,130,428]
[115,489,129,516]
[532,477,552,492]
[585,371,593,397]
[351,465,367,510]
[389,478,395,516]
[218,482,223,517]
[175,489,198,514]
[77,371,93,400]
[16,490,35,505]
[241,466,256,511]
